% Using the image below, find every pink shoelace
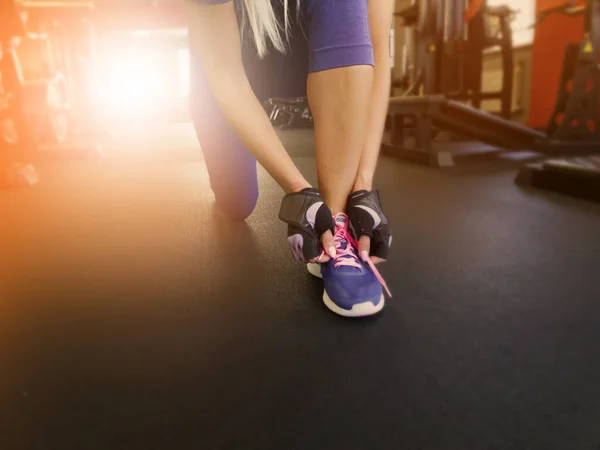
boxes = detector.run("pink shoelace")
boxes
[328,214,392,298]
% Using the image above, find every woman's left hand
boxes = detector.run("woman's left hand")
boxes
[347,189,391,264]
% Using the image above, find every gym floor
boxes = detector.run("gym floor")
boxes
[2,124,600,450]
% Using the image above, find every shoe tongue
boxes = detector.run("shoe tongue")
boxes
[334,214,348,230]
[333,214,350,251]
[332,214,360,271]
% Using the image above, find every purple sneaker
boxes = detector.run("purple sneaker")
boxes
[308,213,389,317]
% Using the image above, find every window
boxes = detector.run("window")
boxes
[488,0,535,46]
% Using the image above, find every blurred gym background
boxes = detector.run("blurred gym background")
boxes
[0,0,586,146]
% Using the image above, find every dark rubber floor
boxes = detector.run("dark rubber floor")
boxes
[2,125,600,450]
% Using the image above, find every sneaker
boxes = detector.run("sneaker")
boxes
[308,213,387,317]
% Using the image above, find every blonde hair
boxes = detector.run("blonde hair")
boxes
[241,0,294,57]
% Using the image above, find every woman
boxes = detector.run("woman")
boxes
[186,0,394,317]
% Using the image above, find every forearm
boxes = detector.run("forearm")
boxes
[186,1,309,194]
[354,53,391,192]
[354,0,394,192]
[211,74,310,193]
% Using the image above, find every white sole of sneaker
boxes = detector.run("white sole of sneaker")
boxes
[307,263,323,279]
[323,291,385,318]
[307,263,385,318]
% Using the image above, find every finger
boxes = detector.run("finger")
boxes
[371,256,386,265]
[309,253,331,264]
[321,230,336,259]
[358,235,371,261]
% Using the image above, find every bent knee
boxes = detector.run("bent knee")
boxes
[214,185,259,221]
[216,196,258,221]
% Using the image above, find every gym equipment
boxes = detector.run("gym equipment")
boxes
[394,0,515,118]
[1,0,94,152]
[0,162,39,188]
[528,0,587,127]
[386,96,545,166]
[516,0,600,202]
[264,97,313,130]
[384,0,600,167]
[544,1,600,144]
[0,0,25,151]
[20,73,71,145]
[0,98,19,150]
[516,157,600,202]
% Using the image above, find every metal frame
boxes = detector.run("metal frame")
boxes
[382,95,547,167]
[385,0,600,168]
[515,0,600,202]
[394,0,513,113]
[387,0,520,167]
[1,0,95,151]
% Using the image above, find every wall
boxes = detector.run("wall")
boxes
[528,0,584,128]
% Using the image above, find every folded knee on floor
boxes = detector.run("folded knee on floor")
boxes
[214,190,258,221]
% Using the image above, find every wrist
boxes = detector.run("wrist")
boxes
[285,180,312,194]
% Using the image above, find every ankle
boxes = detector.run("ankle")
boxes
[352,176,373,193]
[329,204,347,215]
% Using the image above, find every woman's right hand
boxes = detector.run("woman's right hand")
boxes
[279,188,337,263]
[187,1,317,205]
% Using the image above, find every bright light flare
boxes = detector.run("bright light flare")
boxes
[177,49,190,98]
[106,52,168,114]
[94,32,191,119]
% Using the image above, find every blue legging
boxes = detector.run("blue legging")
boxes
[189,0,373,220]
